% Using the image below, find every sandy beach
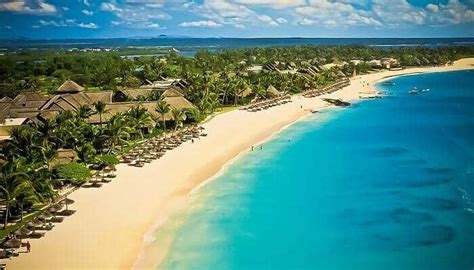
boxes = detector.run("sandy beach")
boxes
[4,58,473,270]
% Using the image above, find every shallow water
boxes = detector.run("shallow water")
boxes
[157,70,474,270]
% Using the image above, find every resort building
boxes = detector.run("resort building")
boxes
[0,79,195,138]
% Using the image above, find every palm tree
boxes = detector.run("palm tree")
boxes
[101,113,131,153]
[76,105,94,120]
[155,100,171,131]
[125,105,154,139]
[0,160,35,229]
[171,108,186,131]
[93,101,108,128]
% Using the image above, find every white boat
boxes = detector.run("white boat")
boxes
[408,87,418,94]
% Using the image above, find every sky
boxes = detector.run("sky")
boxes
[0,0,473,39]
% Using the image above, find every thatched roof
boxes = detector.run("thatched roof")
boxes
[56,80,84,94]
[113,89,155,102]
[49,148,78,168]
[239,86,253,98]
[162,96,194,110]
[41,92,93,112]
[0,97,12,102]
[85,91,113,103]
[140,79,188,90]
[267,85,281,96]
[161,87,184,98]
[337,71,347,78]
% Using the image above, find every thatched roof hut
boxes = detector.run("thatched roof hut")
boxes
[56,79,84,94]
[239,86,253,98]
[49,148,78,169]
[337,71,347,78]
[266,85,282,97]
[85,91,113,103]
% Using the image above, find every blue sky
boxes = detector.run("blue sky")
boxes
[0,0,473,39]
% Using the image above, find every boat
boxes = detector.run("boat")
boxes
[408,87,418,94]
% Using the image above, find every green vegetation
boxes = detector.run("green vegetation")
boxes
[2,45,473,103]
[1,44,473,235]
[55,163,91,185]
[0,102,195,234]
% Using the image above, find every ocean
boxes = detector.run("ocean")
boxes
[154,70,474,269]
[2,37,473,56]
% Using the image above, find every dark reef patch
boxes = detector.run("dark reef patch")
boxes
[416,197,459,211]
[401,177,452,188]
[373,146,409,157]
[423,167,455,176]
[390,208,434,224]
[412,225,456,247]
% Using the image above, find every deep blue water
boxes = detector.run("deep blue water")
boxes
[1,37,473,50]
[158,70,474,269]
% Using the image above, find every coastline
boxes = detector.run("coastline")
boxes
[5,58,474,270]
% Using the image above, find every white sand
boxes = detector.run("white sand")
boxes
[5,58,473,270]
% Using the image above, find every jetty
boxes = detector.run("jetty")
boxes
[322,98,351,107]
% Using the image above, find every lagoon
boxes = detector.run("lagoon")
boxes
[157,70,474,270]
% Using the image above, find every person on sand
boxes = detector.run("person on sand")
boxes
[191,139,194,144]
[26,241,31,253]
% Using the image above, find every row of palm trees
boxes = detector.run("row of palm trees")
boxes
[0,100,190,230]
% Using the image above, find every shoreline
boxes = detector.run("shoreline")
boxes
[5,58,473,270]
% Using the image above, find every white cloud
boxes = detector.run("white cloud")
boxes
[298,18,315,25]
[78,22,98,29]
[36,19,99,29]
[186,0,474,30]
[426,4,439,13]
[295,1,382,27]
[179,20,223,27]
[258,15,278,26]
[100,0,171,29]
[276,17,288,24]
[0,0,57,14]
[194,0,288,28]
[81,9,93,16]
[233,0,305,9]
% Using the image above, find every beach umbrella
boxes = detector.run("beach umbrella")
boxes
[2,239,22,249]
[14,227,32,238]
[56,209,76,217]
[48,204,63,213]
[62,197,74,210]
[41,212,53,221]
[62,198,75,205]
[28,219,43,227]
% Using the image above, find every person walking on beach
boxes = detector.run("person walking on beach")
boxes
[26,241,31,253]
[191,139,194,144]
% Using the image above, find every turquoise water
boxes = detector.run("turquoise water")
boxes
[159,70,474,270]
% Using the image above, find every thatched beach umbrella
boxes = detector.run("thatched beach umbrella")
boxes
[28,219,43,227]
[2,239,22,249]
[49,204,63,213]
[61,197,75,210]
[14,227,32,238]
[56,209,76,217]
